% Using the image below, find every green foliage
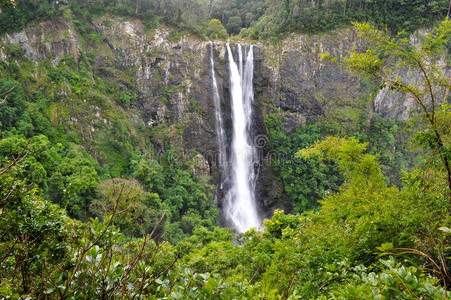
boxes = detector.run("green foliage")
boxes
[324,258,448,299]
[359,117,413,186]
[0,0,16,7]
[265,118,342,212]
[414,104,451,175]
[88,32,105,43]
[317,106,417,186]
[250,0,449,39]
[221,137,447,298]
[0,3,449,299]
[168,29,183,43]
[53,149,100,219]
[0,161,69,296]
[0,134,448,298]
[3,43,24,59]
[0,80,26,131]
[0,45,216,237]
[132,152,218,244]
[67,0,210,37]
[0,40,219,239]
[226,16,242,35]
[118,90,136,108]
[206,19,228,40]
[0,159,266,298]
[208,0,267,35]
[90,178,162,236]
[0,0,59,33]
[2,0,445,41]
[335,20,451,192]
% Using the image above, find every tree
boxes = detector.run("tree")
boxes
[0,0,15,8]
[323,20,451,195]
[0,159,68,295]
[264,121,342,213]
[206,18,228,39]
[0,80,25,131]
[135,0,140,15]
[297,136,450,292]
[226,15,242,34]
[90,178,161,236]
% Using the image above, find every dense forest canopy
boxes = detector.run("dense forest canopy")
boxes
[0,0,450,298]
[0,0,449,38]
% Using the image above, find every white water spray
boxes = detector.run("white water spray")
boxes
[224,43,260,233]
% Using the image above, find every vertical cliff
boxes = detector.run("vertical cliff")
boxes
[1,11,446,215]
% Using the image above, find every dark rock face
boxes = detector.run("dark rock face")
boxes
[279,53,323,117]
[263,31,370,135]
[2,15,442,221]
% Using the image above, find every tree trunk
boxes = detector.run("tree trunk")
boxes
[135,0,140,15]
[208,0,213,18]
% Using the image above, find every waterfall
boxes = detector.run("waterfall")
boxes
[223,43,260,233]
[209,42,227,174]
[237,45,243,82]
[209,42,261,233]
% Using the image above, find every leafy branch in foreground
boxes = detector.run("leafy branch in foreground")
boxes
[322,19,451,195]
[0,161,174,298]
[377,237,451,294]
[322,257,448,299]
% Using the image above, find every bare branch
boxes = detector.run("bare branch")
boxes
[61,187,122,298]
[0,152,28,177]
[0,238,18,266]
[0,85,16,98]
[0,95,7,106]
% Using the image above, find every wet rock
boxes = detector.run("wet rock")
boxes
[2,14,447,219]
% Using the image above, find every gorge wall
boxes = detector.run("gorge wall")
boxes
[0,12,431,215]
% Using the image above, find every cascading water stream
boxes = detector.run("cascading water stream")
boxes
[209,42,227,175]
[223,43,260,233]
[237,45,243,83]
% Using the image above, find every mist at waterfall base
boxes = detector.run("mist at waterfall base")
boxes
[209,43,261,233]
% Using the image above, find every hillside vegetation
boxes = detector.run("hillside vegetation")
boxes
[0,0,450,298]
[0,0,449,39]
